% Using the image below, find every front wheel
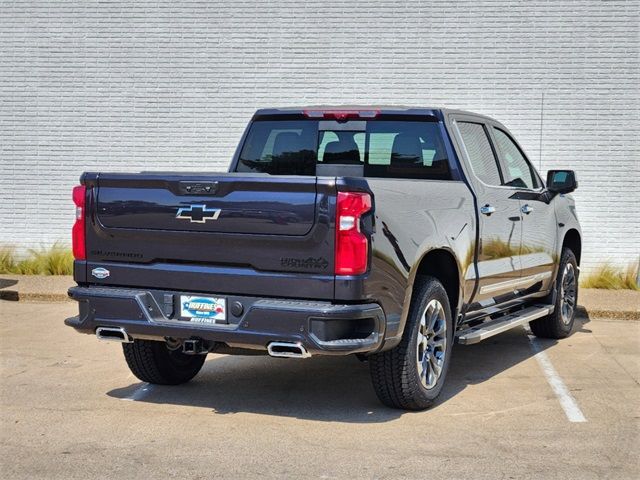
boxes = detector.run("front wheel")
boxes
[122,339,206,385]
[530,248,579,339]
[369,276,453,410]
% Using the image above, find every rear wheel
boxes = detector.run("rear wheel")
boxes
[122,339,206,385]
[530,248,578,339]
[369,276,453,410]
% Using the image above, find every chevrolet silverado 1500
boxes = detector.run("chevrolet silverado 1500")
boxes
[66,107,581,410]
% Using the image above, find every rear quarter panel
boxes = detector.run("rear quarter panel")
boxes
[355,178,476,343]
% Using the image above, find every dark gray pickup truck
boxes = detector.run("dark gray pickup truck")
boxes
[66,107,581,410]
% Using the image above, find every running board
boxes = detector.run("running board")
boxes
[456,305,554,345]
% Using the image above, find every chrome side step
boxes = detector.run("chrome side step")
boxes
[456,305,554,345]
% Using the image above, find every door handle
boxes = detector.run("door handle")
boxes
[480,204,496,216]
[521,204,534,215]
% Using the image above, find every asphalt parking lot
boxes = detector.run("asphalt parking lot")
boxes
[1,301,638,479]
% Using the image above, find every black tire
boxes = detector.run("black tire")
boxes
[122,339,206,385]
[369,276,453,410]
[529,248,579,339]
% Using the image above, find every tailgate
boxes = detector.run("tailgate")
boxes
[96,173,316,236]
[80,172,337,299]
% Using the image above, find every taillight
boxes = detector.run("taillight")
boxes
[72,185,86,260]
[335,191,372,275]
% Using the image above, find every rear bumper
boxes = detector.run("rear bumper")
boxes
[65,286,386,356]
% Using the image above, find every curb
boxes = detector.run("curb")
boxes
[0,291,71,303]
[576,306,639,321]
[0,275,74,303]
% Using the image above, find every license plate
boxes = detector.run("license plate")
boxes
[180,295,226,324]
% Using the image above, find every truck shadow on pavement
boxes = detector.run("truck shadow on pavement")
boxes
[107,318,590,423]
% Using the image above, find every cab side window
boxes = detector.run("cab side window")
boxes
[457,121,502,186]
[492,128,540,189]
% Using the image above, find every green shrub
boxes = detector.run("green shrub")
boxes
[581,263,639,290]
[0,246,17,273]
[0,243,74,275]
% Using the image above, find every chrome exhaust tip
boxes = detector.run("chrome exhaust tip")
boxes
[96,327,132,343]
[267,342,311,359]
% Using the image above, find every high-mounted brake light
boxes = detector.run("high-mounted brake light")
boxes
[303,109,380,121]
[72,185,86,260]
[335,192,372,275]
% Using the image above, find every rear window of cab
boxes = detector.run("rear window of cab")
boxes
[236,119,453,180]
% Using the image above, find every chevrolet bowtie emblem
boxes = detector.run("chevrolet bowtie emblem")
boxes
[176,204,222,223]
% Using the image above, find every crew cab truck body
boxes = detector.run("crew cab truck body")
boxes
[66,107,581,409]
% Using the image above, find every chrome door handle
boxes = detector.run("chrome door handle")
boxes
[480,204,496,216]
[521,204,534,215]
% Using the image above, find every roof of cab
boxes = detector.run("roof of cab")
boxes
[253,106,495,123]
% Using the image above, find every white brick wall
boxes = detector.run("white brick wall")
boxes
[1,0,638,273]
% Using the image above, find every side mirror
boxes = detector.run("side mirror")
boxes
[547,170,578,194]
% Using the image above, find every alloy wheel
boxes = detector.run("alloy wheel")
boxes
[560,263,577,324]
[416,299,448,389]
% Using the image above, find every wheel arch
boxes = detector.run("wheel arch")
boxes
[379,246,463,362]
[410,248,462,323]
[562,229,582,265]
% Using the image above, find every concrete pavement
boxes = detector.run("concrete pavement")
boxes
[1,301,638,479]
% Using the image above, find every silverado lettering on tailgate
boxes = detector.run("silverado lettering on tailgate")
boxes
[280,256,329,270]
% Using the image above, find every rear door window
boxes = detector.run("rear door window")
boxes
[456,122,502,186]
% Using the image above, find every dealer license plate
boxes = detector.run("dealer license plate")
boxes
[180,295,226,324]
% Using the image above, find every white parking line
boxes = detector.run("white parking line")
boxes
[527,332,587,423]
[122,382,154,401]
